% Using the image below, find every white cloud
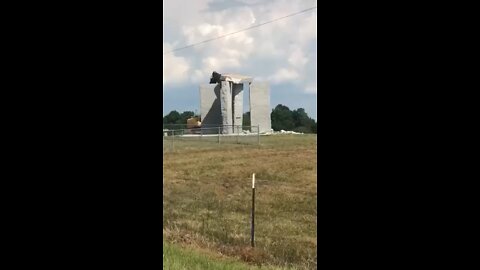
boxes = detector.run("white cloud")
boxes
[269,68,299,83]
[305,85,317,94]
[238,0,264,4]
[163,0,212,27]
[163,0,317,94]
[248,9,256,24]
[202,56,240,71]
[190,69,207,84]
[198,23,222,36]
[163,43,190,87]
[288,47,309,68]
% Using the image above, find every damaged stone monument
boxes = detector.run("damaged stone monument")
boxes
[200,71,271,134]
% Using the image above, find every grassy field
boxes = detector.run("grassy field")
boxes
[163,242,295,270]
[163,134,317,269]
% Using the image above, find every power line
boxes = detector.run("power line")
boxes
[163,6,317,55]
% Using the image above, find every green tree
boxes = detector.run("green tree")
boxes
[271,104,295,131]
[163,110,181,125]
[163,110,195,125]
[163,106,317,133]
[178,111,194,124]
[270,105,317,133]
[292,108,309,128]
[292,108,317,133]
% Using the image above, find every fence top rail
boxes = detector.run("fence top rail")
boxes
[163,125,259,130]
[163,126,260,136]
[163,124,258,127]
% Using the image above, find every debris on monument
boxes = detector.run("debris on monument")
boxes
[209,71,253,84]
[209,71,222,84]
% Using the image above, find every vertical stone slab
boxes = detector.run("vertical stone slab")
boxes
[200,84,222,133]
[249,81,271,133]
[232,83,243,133]
[220,81,233,134]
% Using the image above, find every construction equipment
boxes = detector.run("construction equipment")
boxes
[186,117,201,134]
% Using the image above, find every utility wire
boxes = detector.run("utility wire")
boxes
[163,6,316,55]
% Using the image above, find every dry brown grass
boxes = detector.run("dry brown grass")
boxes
[163,134,317,269]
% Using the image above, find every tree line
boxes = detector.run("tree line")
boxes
[163,104,317,133]
[162,111,197,126]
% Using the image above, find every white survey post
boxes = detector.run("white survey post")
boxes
[252,173,255,189]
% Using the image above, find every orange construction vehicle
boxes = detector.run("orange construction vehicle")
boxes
[186,117,201,134]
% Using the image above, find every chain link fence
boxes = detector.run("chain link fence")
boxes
[163,125,260,152]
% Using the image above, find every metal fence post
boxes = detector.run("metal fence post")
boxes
[218,126,220,144]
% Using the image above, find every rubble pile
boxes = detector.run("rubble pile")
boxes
[260,129,304,135]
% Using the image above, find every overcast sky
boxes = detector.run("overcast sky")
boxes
[163,0,317,120]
